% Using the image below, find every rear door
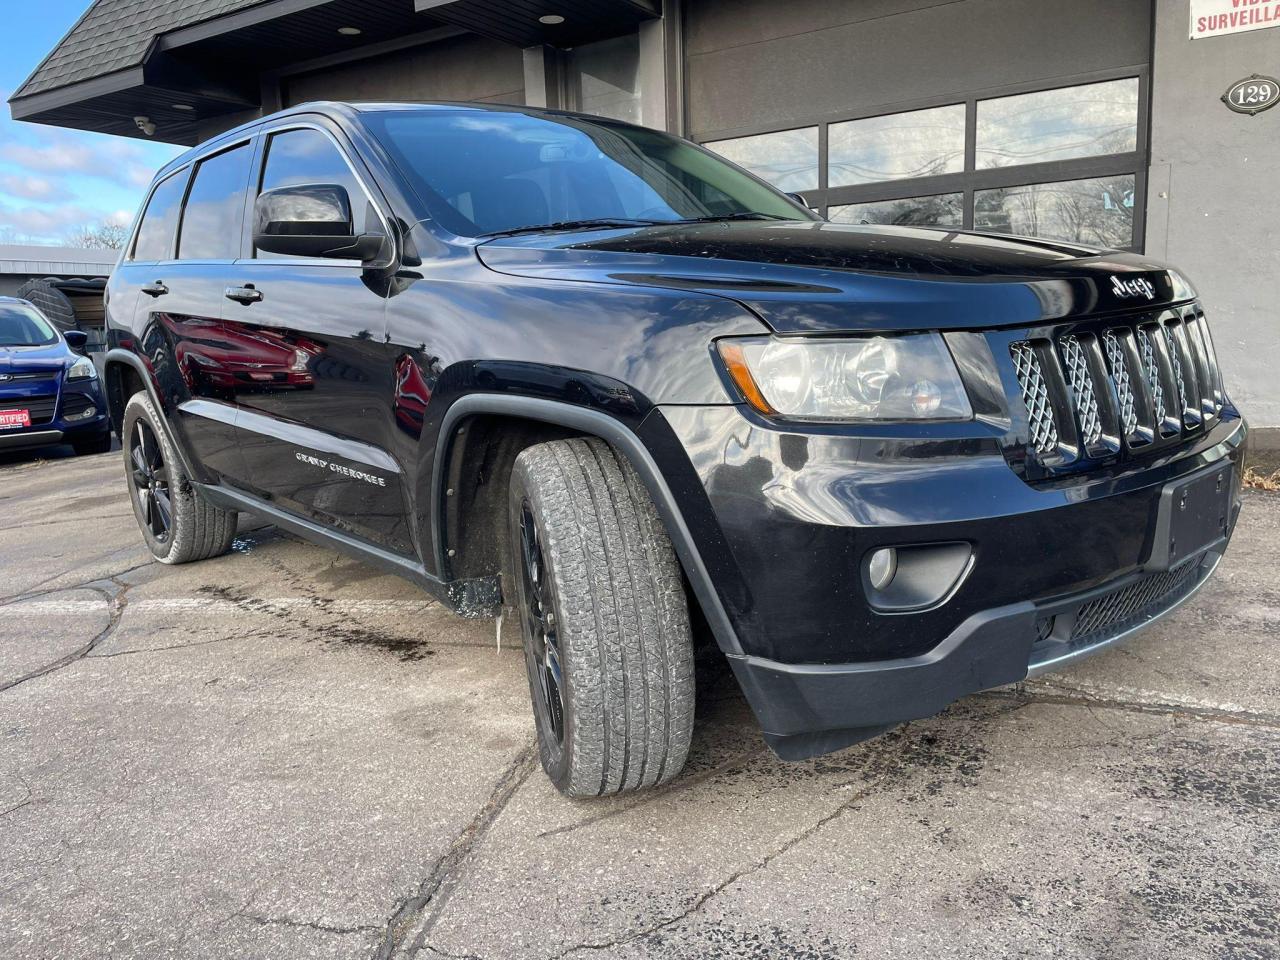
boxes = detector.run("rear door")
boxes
[224,121,411,554]
[120,148,255,488]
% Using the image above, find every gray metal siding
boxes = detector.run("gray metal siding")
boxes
[685,0,1152,138]
[1146,0,1280,427]
[283,34,525,107]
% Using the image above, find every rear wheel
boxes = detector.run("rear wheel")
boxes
[122,391,237,564]
[508,438,695,797]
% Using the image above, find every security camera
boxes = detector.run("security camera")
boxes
[133,115,156,137]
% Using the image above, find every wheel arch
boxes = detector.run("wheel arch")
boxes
[104,348,199,481]
[432,394,742,655]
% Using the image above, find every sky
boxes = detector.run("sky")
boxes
[0,1,183,246]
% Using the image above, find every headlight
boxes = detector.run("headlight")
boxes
[67,356,97,381]
[718,333,972,421]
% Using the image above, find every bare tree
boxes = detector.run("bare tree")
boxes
[65,223,130,249]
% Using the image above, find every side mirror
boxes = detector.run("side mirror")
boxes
[64,330,88,352]
[253,183,385,261]
[786,192,811,210]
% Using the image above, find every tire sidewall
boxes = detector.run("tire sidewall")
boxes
[121,393,186,564]
[507,460,575,790]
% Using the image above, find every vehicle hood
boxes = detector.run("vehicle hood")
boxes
[0,342,71,373]
[477,221,1193,333]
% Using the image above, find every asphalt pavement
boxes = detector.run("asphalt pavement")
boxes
[1,447,1276,960]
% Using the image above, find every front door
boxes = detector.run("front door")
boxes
[226,123,411,554]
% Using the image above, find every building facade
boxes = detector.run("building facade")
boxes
[11,0,1279,425]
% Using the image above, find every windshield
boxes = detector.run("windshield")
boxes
[0,303,58,347]
[362,109,818,237]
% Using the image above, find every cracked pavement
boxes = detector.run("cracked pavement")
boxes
[1,449,1277,960]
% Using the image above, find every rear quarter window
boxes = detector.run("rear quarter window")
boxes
[131,170,188,261]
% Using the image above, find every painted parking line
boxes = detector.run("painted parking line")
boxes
[0,598,442,616]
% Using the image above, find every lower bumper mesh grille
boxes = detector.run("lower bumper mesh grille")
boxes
[1069,562,1202,643]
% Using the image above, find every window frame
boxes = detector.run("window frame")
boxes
[695,64,1151,250]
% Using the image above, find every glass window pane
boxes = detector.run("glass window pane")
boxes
[976,78,1139,169]
[258,128,368,257]
[704,127,819,192]
[178,144,252,260]
[131,171,187,261]
[974,175,1136,248]
[828,105,965,187]
[829,193,963,228]
[571,34,641,125]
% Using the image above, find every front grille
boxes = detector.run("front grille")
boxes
[1070,562,1201,643]
[0,395,58,425]
[1009,305,1224,469]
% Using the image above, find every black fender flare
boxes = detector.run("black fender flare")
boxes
[432,394,743,656]
[103,347,200,481]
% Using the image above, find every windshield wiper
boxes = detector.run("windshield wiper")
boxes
[671,212,797,224]
[479,218,666,239]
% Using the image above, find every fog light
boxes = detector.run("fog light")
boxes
[867,547,897,591]
[66,404,97,421]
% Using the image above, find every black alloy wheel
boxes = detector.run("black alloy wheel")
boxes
[129,418,171,545]
[518,499,565,746]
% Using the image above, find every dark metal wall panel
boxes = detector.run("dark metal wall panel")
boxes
[685,0,1152,138]
[414,0,659,48]
[283,34,525,107]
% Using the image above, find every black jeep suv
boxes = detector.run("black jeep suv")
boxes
[105,102,1246,796]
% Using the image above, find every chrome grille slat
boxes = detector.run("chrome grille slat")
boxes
[1060,334,1103,448]
[1137,326,1168,428]
[1164,318,1202,428]
[1010,341,1059,457]
[1103,330,1139,440]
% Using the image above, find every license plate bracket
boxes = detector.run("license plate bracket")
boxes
[1149,464,1234,571]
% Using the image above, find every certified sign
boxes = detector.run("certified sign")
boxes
[1223,75,1280,114]
[0,409,31,430]
[1191,0,1280,38]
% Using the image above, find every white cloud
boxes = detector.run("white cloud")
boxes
[0,131,160,190]
[0,173,56,200]
[0,203,126,242]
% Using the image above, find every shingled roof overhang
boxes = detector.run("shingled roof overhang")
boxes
[9,0,661,145]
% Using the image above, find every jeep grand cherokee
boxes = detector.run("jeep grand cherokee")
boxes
[104,102,1246,796]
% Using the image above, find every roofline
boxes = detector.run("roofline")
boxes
[148,100,661,181]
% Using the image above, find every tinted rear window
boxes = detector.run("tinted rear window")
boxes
[0,303,58,347]
[179,143,253,260]
[132,170,187,261]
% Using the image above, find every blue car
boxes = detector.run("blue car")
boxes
[0,296,111,456]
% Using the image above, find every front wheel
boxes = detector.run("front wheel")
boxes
[122,391,238,564]
[508,438,695,797]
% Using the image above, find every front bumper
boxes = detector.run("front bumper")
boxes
[650,404,1247,759]
[731,549,1223,759]
[0,385,109,451]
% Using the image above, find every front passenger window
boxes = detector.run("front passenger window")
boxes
[257,128,371,258]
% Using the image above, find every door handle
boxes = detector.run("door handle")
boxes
[224,284,263,305]
[141,281,168,297]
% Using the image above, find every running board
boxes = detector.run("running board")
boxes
[194,482,501,618]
